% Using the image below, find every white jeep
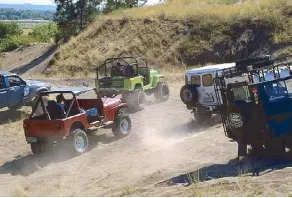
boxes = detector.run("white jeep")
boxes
[180,56,272,122]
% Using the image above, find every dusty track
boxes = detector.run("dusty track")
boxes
[0,80,239,196]
[1,45,292,196]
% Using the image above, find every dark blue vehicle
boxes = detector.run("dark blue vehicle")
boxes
[0,71,51,110]
[214,55,292,158]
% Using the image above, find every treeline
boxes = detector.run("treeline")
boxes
[0,8,54,20]
[55,0,148,41]
[0,22,59,52]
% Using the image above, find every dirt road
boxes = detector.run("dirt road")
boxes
[0,81,239,196]
[1,45,292,196]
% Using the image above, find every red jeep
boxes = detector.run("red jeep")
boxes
[23,87,131,155]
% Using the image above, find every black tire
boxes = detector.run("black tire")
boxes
[31,143,44,155]
[70,129,89,155]
[193,112,212,123]
[126,90,145,111]
[264,139,285,156]
[30,142,51,155]
[250,142,265,156]
[154,82,170,102]
[112,111,132,138]
[180,85,198,106]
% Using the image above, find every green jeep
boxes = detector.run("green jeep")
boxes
[95,57,170,110]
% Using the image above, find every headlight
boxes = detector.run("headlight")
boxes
[24,87,30,97]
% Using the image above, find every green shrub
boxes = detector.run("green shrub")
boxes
[0,35,39,52]
[29,22,60,43]
[0,22,23,39]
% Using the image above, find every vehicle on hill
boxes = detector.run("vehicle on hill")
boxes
[95,57,170,111]
[23,87,131,155]
[214,54,292,158]
[180,56,271,122]
[0,71,51,110]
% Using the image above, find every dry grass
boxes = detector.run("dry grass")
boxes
[12,184,28,197]
[47,0,291,76]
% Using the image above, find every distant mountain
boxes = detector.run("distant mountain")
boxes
[0,3,56,12]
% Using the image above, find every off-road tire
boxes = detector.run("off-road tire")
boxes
[264,139,285,156]
[250,142,265,156]
[154,82,170,102]
[193,112,212,123]
[112,111,132,138]
[124,90,145,112]
[30,142,51,155]
[180,85,198,106]
[70,129,89,155]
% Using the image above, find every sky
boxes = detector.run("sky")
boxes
[0,0,160,5]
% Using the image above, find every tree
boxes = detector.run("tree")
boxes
[103,0,148,13]
[54,0,102,42]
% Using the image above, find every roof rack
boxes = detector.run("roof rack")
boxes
[216,54,292,80]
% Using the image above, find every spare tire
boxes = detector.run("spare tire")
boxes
[180,85,198,106]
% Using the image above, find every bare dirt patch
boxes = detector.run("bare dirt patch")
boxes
[0,43,56,75]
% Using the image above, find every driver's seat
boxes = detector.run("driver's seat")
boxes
[124,65,135,77]
[46,100,65,120]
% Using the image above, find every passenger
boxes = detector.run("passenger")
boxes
[34,96,49,117]
[56,94,66,113]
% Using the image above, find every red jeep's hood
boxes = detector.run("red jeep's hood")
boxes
[102,97,122,108]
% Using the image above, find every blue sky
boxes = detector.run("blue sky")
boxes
[0,0,159,5]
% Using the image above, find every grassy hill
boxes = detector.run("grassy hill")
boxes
[47,0,292,76]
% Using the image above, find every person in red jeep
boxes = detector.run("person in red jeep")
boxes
[56,93,100,118]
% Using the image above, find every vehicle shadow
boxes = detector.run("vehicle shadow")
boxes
[0,109,30,125]
[160,153,292,187]
[0,133,117,176]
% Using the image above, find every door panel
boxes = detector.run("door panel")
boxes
[7,76,25,107]
[0,76,8,108]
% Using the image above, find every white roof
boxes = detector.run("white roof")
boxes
[185,63,236,74]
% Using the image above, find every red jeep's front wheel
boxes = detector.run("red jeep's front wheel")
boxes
[112,111,132,138]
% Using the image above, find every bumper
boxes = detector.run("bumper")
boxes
[187,105,219,112]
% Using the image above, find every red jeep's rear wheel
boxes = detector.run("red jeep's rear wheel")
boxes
[71,129,89,155]
[31,143,44,155]
[30,142,51,155]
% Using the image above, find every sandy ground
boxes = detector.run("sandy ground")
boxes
[0,81,239,196]
[1,45,292,196]
[0,43,56,75]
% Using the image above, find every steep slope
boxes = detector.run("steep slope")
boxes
[47,0,292,76]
